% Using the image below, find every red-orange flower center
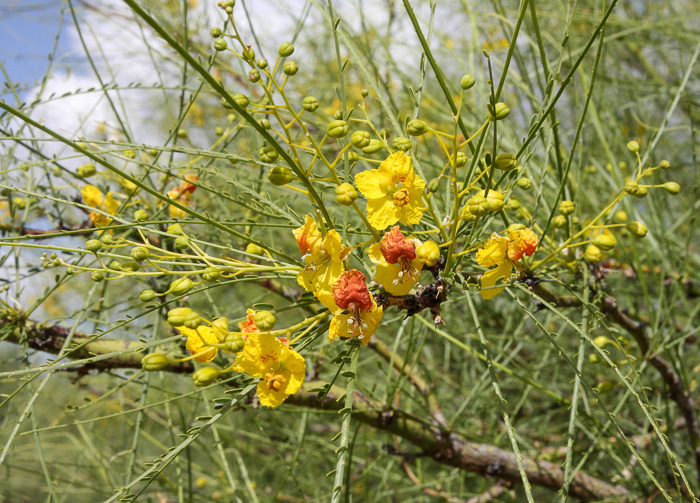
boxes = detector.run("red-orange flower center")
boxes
[333,270,373,311]
[380,227,416,264]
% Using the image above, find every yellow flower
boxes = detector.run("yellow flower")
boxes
[233,333,305,407]
[369,226,423,295]
[328,270,383,345]
[297,229,350,301]
[475,229,538,299]
[292,215,323,255]
[81,185,119,226]
[354,151,425,230]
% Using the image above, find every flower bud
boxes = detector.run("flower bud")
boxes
[494,153,517,171]
[479,189,504,212]
[334,110,343,120]
[233,94,249,108]
[109,261,122,271]
[336,183,358,206]
[517,177,532,189]
[86,239,102,253]
[278,42,295,57]
[593,336,611,348]
[139,289,157,302]
[347,151,359,163]
[468,195,489,216]
[460,207,477,222]
[597,380,615,393]
[170,277,194,296]
[507,199,520,210]
[267,166,294,186]
[175,236,190,250]
[559,200,575,215]
[663,182,680,195]
[210,27,222,38]
[613,210,628,223]
[192,367,220,387]
[168,307,200,328]
[256,58,268,69]
[626,141,639,153]
[202,266,221,281]
[91,271,104,282]
[632,186,648,198]
[454,151,468,167]
[327,120,349,139]
[361,89,369,98]
[585,244,603,262]
[427,178,440,193]
[134,209,148,222]
[551,215,567,228]
[460,74,476,90]
[167,223,183,235]
[659,160,670,169]
[77,163,96,177]
[362,139,384,154]
[351,131,371,148]
[624,180,639,195]
[259,146,278,163]
[124,150,135,159]
[390,137,410,151]
[122,261,140,272]
[213,38,227,51]
[417,240,440,266]
[253,310,276,330]
[508,223,526,232]
[407,119,427,136]
[224,333,245,353]
[626,221,648,238]
[242,47,255,61]
[142,353,169,371]
[259,119,271,129]
[283,61,298,76]
[246,243,264,255]
[594,233,616,251]
[302,96,319,112]
[131,246,150,262]
[488,102,510,121]
[101,234,114,245]
[248,69,260,82]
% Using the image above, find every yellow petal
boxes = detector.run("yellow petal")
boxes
[292,215,323,255]
[479,261,513,300]
[476,234,508,268]
[378,151,412,184]
[279,349,306,396]
[81,185,104,208]
[181,325,219,363]
[322,230,343,262]
[233,332,283,376]
[366,197,399,230]
[368,243,389,266]
[256,381,288,407]
[355,169,390,199]
[103,192,119,214]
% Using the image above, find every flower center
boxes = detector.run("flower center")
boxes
[392,188,410,207]
[264,371,287,392]
[393,256,420,286]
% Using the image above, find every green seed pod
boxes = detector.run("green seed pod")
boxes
[167,223,183,235]
[327,120,349,139]
[488,102,510,121]
[347,151,359,163]
[210,27,222,38]
[417,240,440,266]
[192,367,220,387]
[224,333,245,353]
[246,243,264,255]
[268,166,294,186]
[171,277,194,296]
[407,119,427,136]
[256,58,268,69]
[142,353,169,371]
[594,233,616,251]
[559,200,575,216]
[302,96,319,112]
[392,137,412,151]
[283,61,298,76]
[134,209,148,222]
[626,221,648,238]
[253,310,276,330]
[91,271,104,282]
[351,130,371,148]
[109,261,122,271]
[168,307,198,327]
[468,195,490,217]
[248,69,260,82]
[278,42,295,57]
[494,153,517,171]
[659,160,670,169]
[517,177,532,190]
[131,246,150,262]
[336,183,358,206]
[233,93,249,108]
[626,141,640,153]
[86,239,102,253]
[427,178,440,193]
[624,180,640,195]
[77,163,96,177]
[259,146,278,163]
[362,139,384,154]
[139,289,157,302]
[585,244,603,262]
[551,215,567,228]
[202,266,221,281]
[122,261,140,272]
[663,182,680,195]
[454,151,468,167]
[460,74,476,90]
[213,38,227,51]
[175,236,190,250]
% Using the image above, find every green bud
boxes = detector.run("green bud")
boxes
[392,137,412,151]
[347,151,359,163]
[202,266,221,281]
[246,243,264,255]
[268,166,295,186]
[624,180,640,195]
[233,93,249,108]
[278,42,295,57]
[626,140,640,153]
[259,145,278,163]
[139,289,157,302]
[221,97,233,109]
[460,74,476,90]
[259,119,271,129]
[302,96,319,112]
[468,195,490,217]
[253,310,276,330]
[488,102,510,121]
[559,200,575,216]
[177,128,187,138]
[632,185,648,198]
[101,234,114,245]
[175,236,190,250]
[507,199,520,210]
[552,215,567,228]
[336,183,358,206]
[91,271,104,282]
[123,150,135,159]
[407,119,427,136]
[626,221,648,238]
[283,61,298,76]
[585,244,603,262]
[517,177,532,190]
[224,333,245,353]
[362,139,384,155]
[210,27,222,38]
[361,89,369,98]
[659,160,670,169]
[334,110,344,120]
[122,261,140,272]
[171,277,194,296]
[213,38,227,51]
[593,336,611,348]
[494,153,517,171]
[242,47,255,61]
[109,261,122,271]
[77,163,96,177]
[142,353,169,371]
[454,151,468,167]
[417,240,440,266]
[192,367,220,387]
[427,178,440,193]
[66,267,77,275]
[460,206,477,222]
[663,182,680,195]
[256,58,268,69]
[613,210,628,223]
[167,223,183,235]
[327,120,349,139]
[508,223,526,232]
[351,130,371,148]
[214,126,224,136]
[168,307,199,327]
[134,209,148,222]
[594,233,616,251]
[131,246,150,262]
[86,239,102,253]
[597,380,615,394]
[248,69,260,82]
